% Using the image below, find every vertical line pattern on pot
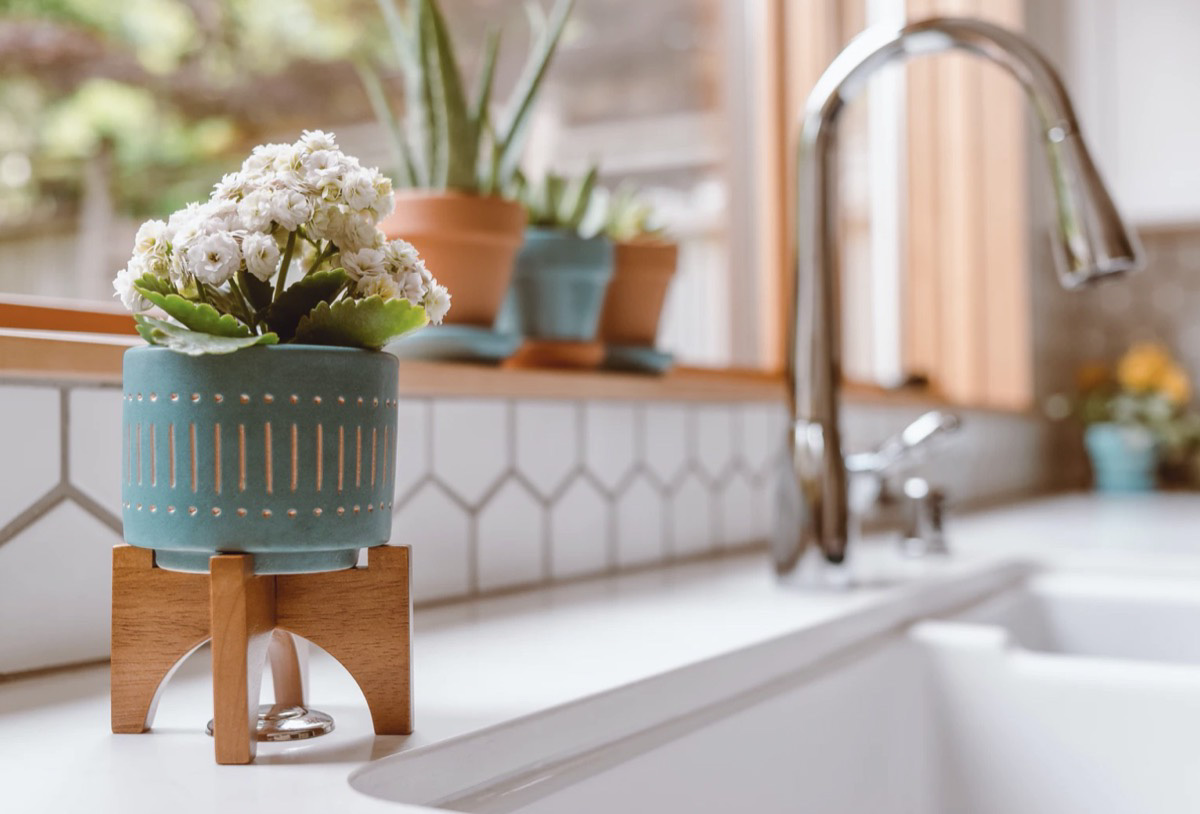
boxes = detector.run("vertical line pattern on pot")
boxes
[168,423,176,489]
[238,424,246,492]
[290,423,298,492]
[264,421,273,495]
[189,422,197,493]
[383,426,389,487]
[356,426,362,487]
[213,423,222,495]
[150,424,157,487]
[338,426,345,493]
[371,427,377,487]
[123,422,129,486]
[316,424,324,492]
[136,423,142,486]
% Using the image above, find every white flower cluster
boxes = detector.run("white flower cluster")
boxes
[114,130,450,324]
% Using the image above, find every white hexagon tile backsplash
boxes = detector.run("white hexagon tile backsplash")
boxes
[391,396,790,603]
[0,372,1059,673]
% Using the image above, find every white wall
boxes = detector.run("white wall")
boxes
[1058,0,1200,225]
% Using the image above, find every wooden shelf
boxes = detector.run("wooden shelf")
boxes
[0,330,785,403]
[0,329,1039,417]
[394,360,784,403]
[0,329,139,384]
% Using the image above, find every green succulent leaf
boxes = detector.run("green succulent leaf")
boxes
[518,164,601,234]
[237,268,274,312]
[355,59,416,188]
[364,0,572,194]
[134,288,252,337]
[378,0,431,187]
[134,273,174,296]
[294,296,429,350]
[494,0,576,187]
[134,315,279,356]
[199,284,251,323]
[604,182,662,241]
[426,0,476,189]
[471,28,501,191]
[414,0,441,187]
[561,165,598,230]
[471,29,500,144]
[265,268,349,341]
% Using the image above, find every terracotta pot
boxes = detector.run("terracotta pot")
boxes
[379,191,526,327]
[597,239,678,346]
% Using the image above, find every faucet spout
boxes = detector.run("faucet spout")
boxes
[775,17,1142,572]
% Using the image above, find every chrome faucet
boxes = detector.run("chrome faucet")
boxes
[773,17,1142,574]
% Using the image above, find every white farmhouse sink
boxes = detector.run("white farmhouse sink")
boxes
[352,564,1200,814]
[944,571,1200,664]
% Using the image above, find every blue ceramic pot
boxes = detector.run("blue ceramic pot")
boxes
[1084,422,1158,493]
[121,345,399,574]
[511,228,614,340]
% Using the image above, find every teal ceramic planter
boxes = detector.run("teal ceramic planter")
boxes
[511,228,614,340]
[1084,422,1158,493]
[121,345,399,574]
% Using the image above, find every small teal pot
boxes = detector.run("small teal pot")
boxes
[1084,422,1158,493]
[510,228,614,340]
[121,345,399,574]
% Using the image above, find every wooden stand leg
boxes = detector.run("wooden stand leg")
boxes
[276,546,412,735]
[111,546,210,733]
[209,555,276,765]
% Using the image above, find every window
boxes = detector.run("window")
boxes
[757,0,1032,407]
[0,0,1035,407]
[0,0,756,367]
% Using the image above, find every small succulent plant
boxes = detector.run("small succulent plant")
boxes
[513,166,600,235]
[604,184,664,242]
[361,0,575,196]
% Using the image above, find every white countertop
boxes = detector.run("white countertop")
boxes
[3,493,1199,813]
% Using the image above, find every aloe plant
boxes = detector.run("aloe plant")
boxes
[513,165,600,235]
[604,184,664,241]
[362,0,575,196]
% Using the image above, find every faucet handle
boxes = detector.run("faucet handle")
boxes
[899,477,949,557]
[845,410,961,476]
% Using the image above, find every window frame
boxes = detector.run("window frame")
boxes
[0,0,1033,415]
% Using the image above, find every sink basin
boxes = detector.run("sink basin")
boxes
[352,567,1200,814]
[943,571,1200,664]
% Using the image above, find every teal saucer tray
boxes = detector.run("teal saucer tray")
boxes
[388,324,521,364]
[121,345,400,574]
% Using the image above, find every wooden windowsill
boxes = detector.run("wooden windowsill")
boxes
[0,329,1046,419]
[839,379,1038,418]
[0,329,787,402]
[0,329,141,384]
[0,294,138,336]
[0,328,1048,417]
[390,360,786,402]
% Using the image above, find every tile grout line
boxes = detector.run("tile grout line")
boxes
[0,386,72,548]
[59,387,70,485]
[0,489,69,548]
[66,485,122,536]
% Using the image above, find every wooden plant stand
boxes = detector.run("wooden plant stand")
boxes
[111,544,412,764]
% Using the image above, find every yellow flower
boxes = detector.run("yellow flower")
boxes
[1161,364,1192,406]
[1116,342,1172,393]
